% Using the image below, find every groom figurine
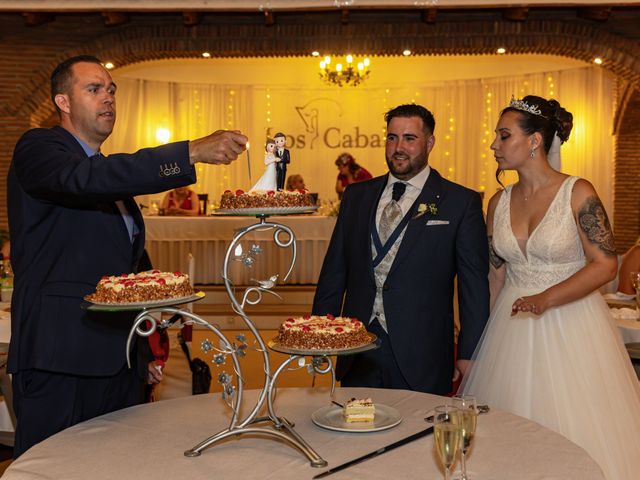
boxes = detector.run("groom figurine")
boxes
[274,132,290,191]
[313,104,489,395]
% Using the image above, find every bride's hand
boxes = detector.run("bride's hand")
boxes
[511,293,549,316]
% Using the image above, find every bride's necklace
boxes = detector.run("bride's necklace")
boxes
[519,176,551,201]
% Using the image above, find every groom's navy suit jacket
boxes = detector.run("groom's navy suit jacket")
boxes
[7,126,196,377]
[313,169,489,394]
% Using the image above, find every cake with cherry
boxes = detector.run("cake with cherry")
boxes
[85,270,194,303]
[275,314,371,350]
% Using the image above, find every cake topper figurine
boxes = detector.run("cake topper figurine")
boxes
[249,138,278,192]
[274,132,291,191]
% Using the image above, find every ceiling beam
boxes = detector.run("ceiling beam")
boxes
[101,11,129,26]
[264,10,275,26]
[341,9,349,25]
[22,12,54,26]
[183,11,202,26]
[421,8,437,24]
[577,7,611,22]
[503,7,529,22]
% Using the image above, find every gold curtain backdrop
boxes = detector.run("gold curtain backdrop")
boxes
[102,56,616,217]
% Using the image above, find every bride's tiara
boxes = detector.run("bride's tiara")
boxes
[509,96,545,117]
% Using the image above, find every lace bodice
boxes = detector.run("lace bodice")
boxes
[493,176,585,289]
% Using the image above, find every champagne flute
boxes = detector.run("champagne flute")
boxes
[433,405,461,480]
[451,395,478,480]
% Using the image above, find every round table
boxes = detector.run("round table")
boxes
[3,387,604,479]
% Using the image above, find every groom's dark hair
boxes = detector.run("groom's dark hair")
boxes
[385,104,435,135]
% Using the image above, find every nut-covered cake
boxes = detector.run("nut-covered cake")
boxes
[85,270,194,303]
[344,397,375,423]
[220,189,315,209]
[275,314,371,350]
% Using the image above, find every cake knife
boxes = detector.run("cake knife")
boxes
[312,425,434,479]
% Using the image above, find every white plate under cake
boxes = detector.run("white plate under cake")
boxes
[84,270,194,304]
[274,314,372,350]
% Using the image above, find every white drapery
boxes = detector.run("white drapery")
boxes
[103,64,615,216]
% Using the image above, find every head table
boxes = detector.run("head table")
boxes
[4,387,604,480]
[143,214,337,285]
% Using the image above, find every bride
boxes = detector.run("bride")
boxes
[460,95,640,480]
[250,138,279,192]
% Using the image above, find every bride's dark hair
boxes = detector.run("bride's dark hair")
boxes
[495,95,573,187]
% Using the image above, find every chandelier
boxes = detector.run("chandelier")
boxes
[319,55,371,87]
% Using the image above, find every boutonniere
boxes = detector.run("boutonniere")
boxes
[413,202,438,219]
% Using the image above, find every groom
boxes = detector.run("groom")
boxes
[313,104,489,395]
[274,132,290,191]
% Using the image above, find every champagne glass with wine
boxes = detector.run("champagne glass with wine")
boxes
[433,405,461,480]
[451,395,478,480]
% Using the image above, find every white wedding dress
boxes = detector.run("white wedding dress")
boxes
[250,153,277,192]
[461,176,640,480]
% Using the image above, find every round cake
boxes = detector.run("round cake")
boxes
[275,314,371,350]
[85,270,194,304]
[220,189,315,209]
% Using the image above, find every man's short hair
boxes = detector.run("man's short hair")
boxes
[274,132,286,139]
[384,104,436,135]
[50,55,103,110]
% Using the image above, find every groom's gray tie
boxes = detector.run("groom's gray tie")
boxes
[379,182,406,243]
[372,181,407,332]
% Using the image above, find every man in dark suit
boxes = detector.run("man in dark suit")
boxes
[313,104,489,395]
[274,132,290,190]
[7,55,247,457]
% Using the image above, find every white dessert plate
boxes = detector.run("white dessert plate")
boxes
[85,291,205,311]
[312,404,402,433]
[267,334,378,356]
[214,206,318,216]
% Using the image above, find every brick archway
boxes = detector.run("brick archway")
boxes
[1,17,638,244]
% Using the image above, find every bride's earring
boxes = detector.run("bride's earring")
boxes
[530,147,536,158]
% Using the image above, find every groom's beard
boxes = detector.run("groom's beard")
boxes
[386,151,427,180]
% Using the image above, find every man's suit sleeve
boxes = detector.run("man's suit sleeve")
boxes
[312,189,350,316]
[455,191,490,359]
[13,128,195,204]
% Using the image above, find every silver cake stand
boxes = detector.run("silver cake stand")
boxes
[123,209,376,467]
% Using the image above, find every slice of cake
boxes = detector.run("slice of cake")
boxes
[344,397,375,423]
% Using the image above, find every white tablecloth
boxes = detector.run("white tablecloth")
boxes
[4,387,604,479]
[144,215,336,284]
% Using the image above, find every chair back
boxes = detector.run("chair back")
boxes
[197,194,209,215]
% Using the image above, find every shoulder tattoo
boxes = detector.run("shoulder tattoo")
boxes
[488,235,505,268]
[577,196,617,256]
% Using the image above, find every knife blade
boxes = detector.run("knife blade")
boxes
[312,425,434,479]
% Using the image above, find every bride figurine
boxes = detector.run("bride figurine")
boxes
[250,138,279,192]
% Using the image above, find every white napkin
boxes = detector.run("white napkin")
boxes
[610,307,639,320]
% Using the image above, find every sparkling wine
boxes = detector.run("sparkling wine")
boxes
[631,272,640,291]
[435,422,460,469]
[458,409,477,452]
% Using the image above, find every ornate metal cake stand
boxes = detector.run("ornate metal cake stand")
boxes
[125,210,373,467]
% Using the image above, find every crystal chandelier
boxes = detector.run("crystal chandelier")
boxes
[319,55,371,87]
